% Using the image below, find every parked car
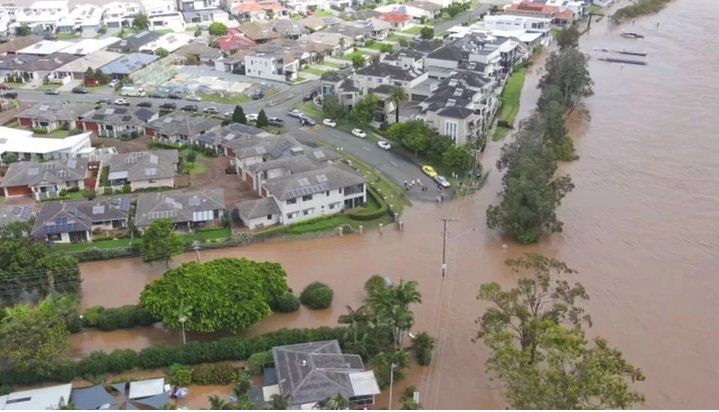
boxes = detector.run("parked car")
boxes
[168,94,181,100]
[137,101,153,107]
[300,116,316,126]
[377,140,392,150]
[302,90,318,102]
[435,175,451,188]
[422,165,438,178]
[250,91,264,100]
[351,129,367,138]
[186,95,202,102]
[203,106,219,115]
[113,98,130,106]
[71,87,88,94]
[1,91,17,99]
[181,104,198,112]
[108,79,119,88]
[149,92,164,99]
[159,102,177,110]
[268,117,284,127]
[323,118,336,127]
[224,111,233,118]
[96,98,112,105]
[288,109,304,118]
[246,113,258,121]
[44,89,60,95]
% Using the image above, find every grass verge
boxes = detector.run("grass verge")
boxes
[198,94,251,105]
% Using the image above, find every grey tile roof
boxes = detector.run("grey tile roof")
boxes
[272,340,367,405]
[246,154,321,174]
[107,150,178,183]
[0,53,79,72]
[175,42,223,60]
[0,205,34,227]
[236,197,280,220]
[31,196,130,238]
[262,165,364,201]
[356,62,424,81]
[109,30,161,52]
[196,122,265,147]
[18,102,93,123]
[410,39,443,54]
[324,22,371,39]
[134,188,225,227]
[272,19,309,37]
[0,158,87,188]
[80,107,157,127]
[229,135,300,161]
[437,105,475,119]
[147,113,222,137]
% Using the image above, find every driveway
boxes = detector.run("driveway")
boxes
[189,156,258,207]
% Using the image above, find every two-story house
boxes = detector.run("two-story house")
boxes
[1,158,89,200]
[31,197,131,243]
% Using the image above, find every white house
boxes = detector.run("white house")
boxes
[56,3,103,36]
[244,48,299,83]
[139,32,193,53]
[284,0,331,13]
[0,384,73,410]
[59,37,122,56]
[147,11,187,32]
[11,0,68,32]
[102,1,142,30]
[0,127,93,163]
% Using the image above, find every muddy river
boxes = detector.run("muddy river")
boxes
[72,1,719,408]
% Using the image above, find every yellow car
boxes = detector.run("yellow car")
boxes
[422,165,437,178]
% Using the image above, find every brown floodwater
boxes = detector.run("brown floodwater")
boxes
[72,1,719,408]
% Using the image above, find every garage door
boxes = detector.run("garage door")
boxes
[6,186,32,196]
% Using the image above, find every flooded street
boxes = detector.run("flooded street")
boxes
[73,1,719,408]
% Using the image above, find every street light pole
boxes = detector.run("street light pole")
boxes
[441,218,458,277]
[388,363,397,409]
[179,315,187,345]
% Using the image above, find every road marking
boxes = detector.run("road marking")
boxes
[363,146,371,151]
[390,161,399,168]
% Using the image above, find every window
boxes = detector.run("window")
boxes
[286,212,296,219]
[302,194,313,201]
[303,208,314,216]
[326,191,330,196]
[287,198,297,205]
[267,214,273,220]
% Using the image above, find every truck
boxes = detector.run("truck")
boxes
[120,86,146,97]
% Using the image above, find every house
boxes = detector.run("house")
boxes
[283,0,331,14]
[375,3,436,19]
[265,340,380,408]
[382,49,424,71]
[365,18,392,40]
[193,122,268,155]
[98,52,159,79]
[235,22,281,43]
[236,196,281,229]
[0,205,34,228]
[258,165,366,225]
[379,11,411,29]
[134,188,226,231]
[0,383,73,410]
[0,127,93,163]
[107,30,161,53]
[408,0,443,17]
[52,51,124,80]
[354,62,428,90]
[69,385,117,410]
[0,35,43,56]
[56,3,103,36]
[297,15,341,32]
[0,158,89,200]
[79,106,159,139]
[102,1,143,31]
[503,0,573,26]
[319,71,362,109]
[243,46,299,82]
[243,153,324,192]
[0,53,78,83]
[145,112,222,145]
[424,33,519,79]
[174,41,223,64]
[271,19,309,40]
[58,37,122,56]
[217,28,257,53]
[324,21,371,44]
[182,9,231,28]
[11,0,69,32]
[139,32,194,54]
[16,40,73,56]
[230,0,287,22]
[146,11,187,32]
[30,197,131,243]
[464,14,552,48]
[105,150,178,191]
[17,103,92,133]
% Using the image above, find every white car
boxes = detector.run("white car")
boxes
[323,119,336,127]
[113,98,129,106]
[224,111,233,118]
[352,129,367,138]
[377,140,392,150]
[108,79,119,88]
[435,175,451,188]
[186,95,202,101]
[246,113,258,121]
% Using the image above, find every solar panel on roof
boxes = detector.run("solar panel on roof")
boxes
[27,167,39,176]
[67,159,77,169]
[297,177,310,186]
[145,168,157,176]
[92,205,105,215]
[316,174,327,183]
[189,197,200,206]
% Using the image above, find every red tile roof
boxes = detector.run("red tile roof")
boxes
[217,28,257,52]
[506,1,559,15]
[381,11,410,23]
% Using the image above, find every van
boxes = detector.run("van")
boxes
[120,86,146,97]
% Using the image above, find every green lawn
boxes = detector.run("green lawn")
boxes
[199,94,251,105]
[301,67,324,76]
[180,227,231,243]
[53,237,134,253]
[494,68,526,140]
[402,25,431,35]
[492,126,510,142]
[56,32,78,40]
[363,41,393,51]
[36,83,62,90]
[40,129,73,138]
[313,9,333,17]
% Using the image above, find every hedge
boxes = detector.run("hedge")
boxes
[0,327,346,386]
[191,362,237,384]
[346,187,388,221]
[270,293,301,313]
[82,305,159,331]
[299,282,334,310]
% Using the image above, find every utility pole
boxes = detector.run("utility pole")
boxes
[192,240,201,263]
[388,363,397,409]
[441,218,458,277]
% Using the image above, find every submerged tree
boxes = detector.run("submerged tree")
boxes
[476,254,645,409]
[539,48,594,109]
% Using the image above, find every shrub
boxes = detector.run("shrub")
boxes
[167,364,192,386]
[271,293,300,313]
[411,332,435,366]
[246,351,273,375]
[106,349,139,373]
[93,305,158,331]
[234,371,251,396]
[300,282,333,309]
[191,362,237,384]
[82,306,103,327]
[185,151,197,162]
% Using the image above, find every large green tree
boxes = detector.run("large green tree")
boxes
[139,258,289,332]
[486,116,574,244]
[556,25,580,50]
[0,222,81,304]
[366,279,421,349]
[349,52,365,69]
[208,22,228,36]
[539,48,594,108]
[256,109,269,128]
[389,85,408,124]
[0,298,72,378]
[476,254,645,409]
[442,145,475,176]
[322,94,345,120]
[132,12,149,30]
[351,93,379,127]
[139,219,184,264]
[232,105,247,124]
[419,26,434,40]
[386,120,432,158]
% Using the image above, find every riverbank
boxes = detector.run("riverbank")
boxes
[613,0,674,21]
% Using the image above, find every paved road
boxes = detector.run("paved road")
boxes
[435,3,492,34]
[12,83,441,202]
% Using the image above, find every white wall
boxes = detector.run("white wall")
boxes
[130,177,174,191]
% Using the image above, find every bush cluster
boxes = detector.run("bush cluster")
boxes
[299,282,334,310]
[166,364,192,386]
[70,246,138,262]
[82,305,159,331]
[270,293,301,313]
[191,362,237,385]
[345,188,388,221]
[0,327,346,386]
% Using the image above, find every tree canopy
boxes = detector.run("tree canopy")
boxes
[351,93,379,127]
[476,254,645,409]
[386,120,432,158]
[139,219,184,264]
[256,109,269,128]
[419,26,434,40]
[0,222,81,304]
[442,145,475,176]
[208,22,229,36]
[389,85,408,124]
[539,48,594,108]
[232,105,247,124]
[132,13,149,30]
[556,25,580,50]
[139,258,290,332]
[349,52,365,69]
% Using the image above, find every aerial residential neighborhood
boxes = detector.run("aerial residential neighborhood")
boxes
[1,0,697,409]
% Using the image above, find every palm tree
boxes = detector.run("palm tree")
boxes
[317,394,351,410]
[389,85,408,124]
[175,301,192,345]
[367,280,422,349]
[208,395,229,410]
[268,394,290,410]
[337,305,369,345]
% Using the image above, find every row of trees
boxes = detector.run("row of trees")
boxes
[476,254,645,408]
[486,26,592,243]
